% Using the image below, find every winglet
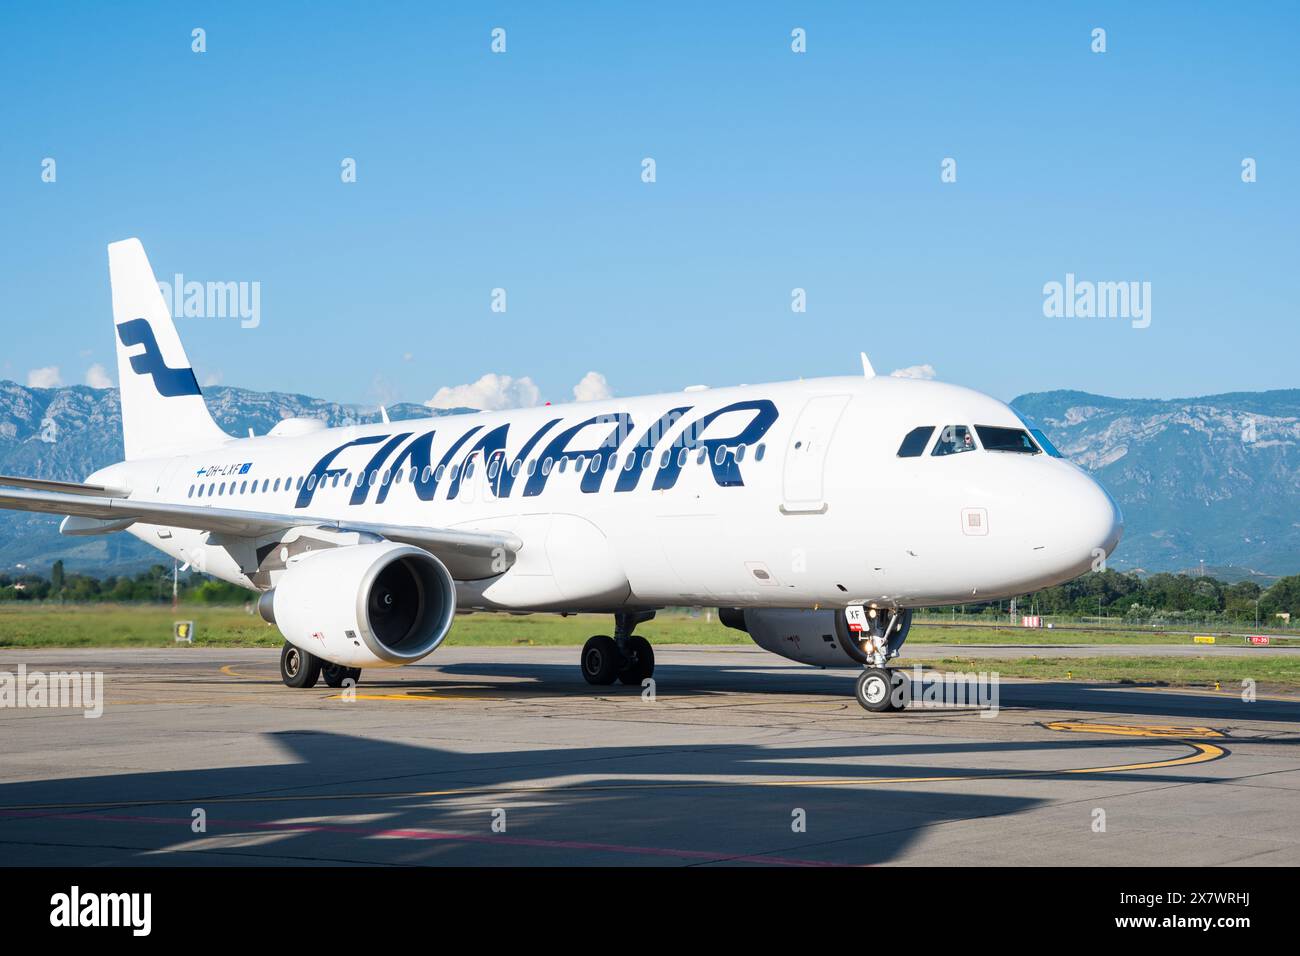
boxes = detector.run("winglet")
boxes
[860,351,876,379]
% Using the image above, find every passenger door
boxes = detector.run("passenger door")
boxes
[781,394,851,514]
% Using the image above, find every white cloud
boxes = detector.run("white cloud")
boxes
[889,364,937,380]
[85,363,114,389]
[26,366,62,388]
[426,373,541,411]
[572,371,613,403]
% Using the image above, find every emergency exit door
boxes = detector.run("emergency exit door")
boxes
[781,394,851,514]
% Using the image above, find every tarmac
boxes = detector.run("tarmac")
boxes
[0,643,1297,866]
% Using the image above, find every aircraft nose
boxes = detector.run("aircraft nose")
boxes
[1071,471,1123,566]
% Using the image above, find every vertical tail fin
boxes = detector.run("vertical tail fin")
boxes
[108,239,230,460]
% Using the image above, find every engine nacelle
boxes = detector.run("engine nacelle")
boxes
[258,541,456,668]
[720,607,912,668]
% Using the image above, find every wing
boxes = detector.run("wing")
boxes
[0,484,519,581]
[0,474,130,497]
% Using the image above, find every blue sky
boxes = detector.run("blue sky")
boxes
[1,2,1296,408]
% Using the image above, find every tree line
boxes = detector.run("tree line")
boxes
[949,569,1299,627]
[1,562,250,605]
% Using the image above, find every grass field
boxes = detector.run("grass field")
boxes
[0,604,747,649]
[902,655,1299,690]
[2,603,1297,689]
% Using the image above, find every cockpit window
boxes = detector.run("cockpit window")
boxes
[1028,428,1063,458]
[975,425,1040,454]
[932,424,976,456]
[1012,411,1066,458]
[896,426,935,457]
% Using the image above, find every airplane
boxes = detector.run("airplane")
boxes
[0,239,1122,712]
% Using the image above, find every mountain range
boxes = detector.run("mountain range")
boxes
[1011,389,1299,578]
[1,381,1296,578]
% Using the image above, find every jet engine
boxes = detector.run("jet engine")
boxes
[258,541,456,668]
[719,607,912,667]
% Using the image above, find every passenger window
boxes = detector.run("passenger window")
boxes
[976,425,1040,454]
[932,425,976,456]
[896,426,935,458]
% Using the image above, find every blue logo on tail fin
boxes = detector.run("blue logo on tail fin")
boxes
[116,318,202,397]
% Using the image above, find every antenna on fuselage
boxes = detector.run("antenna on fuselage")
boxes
[860,352,877,379]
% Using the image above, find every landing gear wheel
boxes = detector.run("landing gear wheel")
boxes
[618,635,655,685]
[322,663,362,688]
[281,643,322,688]
[581,635,623,685]
[855,667,895,713]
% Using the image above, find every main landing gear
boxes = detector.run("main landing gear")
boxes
[280,642,362,689]
[580,610,656,687]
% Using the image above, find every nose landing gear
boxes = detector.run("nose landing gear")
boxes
[846,607,912,713]
[854,666,909,712]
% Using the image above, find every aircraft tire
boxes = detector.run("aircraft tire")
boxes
[281,642,322,688]
[617,635,654,685]
[323,663,362,688]
[855,667,894,713]
[581,635,622,685]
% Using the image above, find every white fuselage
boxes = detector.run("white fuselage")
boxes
[89,374,1122,613]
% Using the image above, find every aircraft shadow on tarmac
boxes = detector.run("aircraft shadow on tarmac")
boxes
[0,719,1279,866]
[424,658,1300,723]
